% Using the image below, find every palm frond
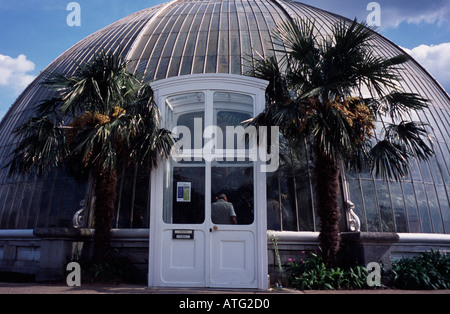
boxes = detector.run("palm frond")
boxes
[35,97,63,116]
[346,140,373,173]
[370,140,410,181]
[381,92,429,119]
[332,19,374,51]
[249,56,290,105]
[354,51,403,97]
[385,121,434,161]
[6,115,68,176]
[43,50,139,116]
[273,17,317,57]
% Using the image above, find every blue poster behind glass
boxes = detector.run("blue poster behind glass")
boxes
[176,182,191,202]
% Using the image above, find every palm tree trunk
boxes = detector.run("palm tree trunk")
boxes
[93,167,118,262]
[314,141,341,266]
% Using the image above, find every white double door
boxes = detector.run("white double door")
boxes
[148,74,269,289]
[159,217,257,288]
[149,162,267,289]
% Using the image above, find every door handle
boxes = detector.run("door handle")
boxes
[210,226,219,232]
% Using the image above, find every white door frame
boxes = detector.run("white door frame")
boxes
[148,74,269,289]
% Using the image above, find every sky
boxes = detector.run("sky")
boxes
[0,0,449,121]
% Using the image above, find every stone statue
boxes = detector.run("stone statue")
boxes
[345,200,361,232]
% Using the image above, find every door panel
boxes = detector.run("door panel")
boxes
[210,230,256,287]
[160,228,206,286]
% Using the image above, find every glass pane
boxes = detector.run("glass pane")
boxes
[47,179,65,228]
[435,145,450,184]
[217,111,253,151]
[168,92,205,162]
[58,179,77,228]
[376,180,395,232]
[26,181,44,229]
[419,160,433,183]
[0,185,15,228]
[116,174,135,228]
[16,182,34,229]
[167,92,205,111]
[402,182,421,233]
[176,111,205,162]
[435,185,450,233]
[214,92,253,112]
[361,180,380,232]
[296,173,315,232]
[213,92,254,162]
[291,143,314,232]
[348,178,367,232]
[425,184,444,234]
[164,166,205,224]
[389,182,408,233]
[211,165,254,225]
[9,184,25,228]
[413,182,433,233]
[132,175,150,228]
[36,181,53,228]
[267,171,288,231]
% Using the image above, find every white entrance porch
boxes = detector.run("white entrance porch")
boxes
[148,74,269,289]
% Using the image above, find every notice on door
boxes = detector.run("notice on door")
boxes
[172,229,194,240]
[176,182,191,202]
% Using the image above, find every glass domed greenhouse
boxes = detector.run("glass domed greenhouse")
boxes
[0,0,449,287]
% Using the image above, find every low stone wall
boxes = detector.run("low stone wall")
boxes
[392,233,450,259]
[266,231,450,285]
[0,230,40,280]
[109,229,150,280]
[0,229,151,282]
[32,228,93,282]
[1,229,450,284]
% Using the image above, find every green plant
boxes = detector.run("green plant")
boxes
[288,250,369,290]
[343,265,370,290]
[92,254,141,284]
[66,249,142,284]
[270,234,283,276]
[392,250,450,290]
[269,234,290,287]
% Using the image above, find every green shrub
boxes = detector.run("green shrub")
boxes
[287,249,450,290]
[392,250,450,290]
[288,251,368,290]
[66,249,142,284]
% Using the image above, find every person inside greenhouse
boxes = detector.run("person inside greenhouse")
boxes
[211,194,237,225]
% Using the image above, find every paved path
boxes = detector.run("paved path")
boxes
[0,282,449,294]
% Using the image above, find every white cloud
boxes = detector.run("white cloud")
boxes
[302,0,450,30]
[380,2,450,30]
[402,43,450,92]
[0,54,36,93]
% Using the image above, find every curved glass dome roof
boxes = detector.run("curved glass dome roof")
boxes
[0,0,448,233]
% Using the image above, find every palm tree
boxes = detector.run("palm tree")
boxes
[249,18,434,265]
[7,51,174,261]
